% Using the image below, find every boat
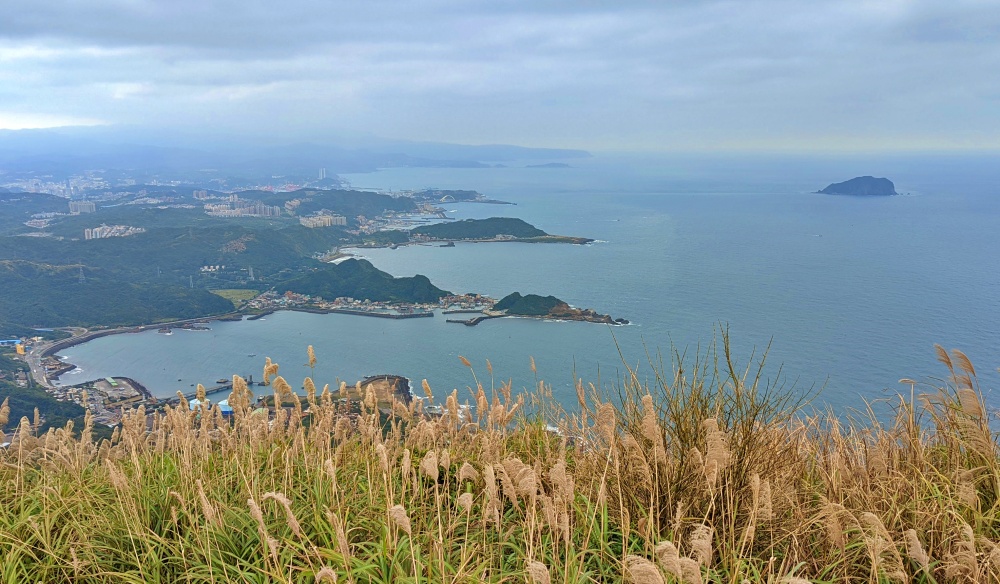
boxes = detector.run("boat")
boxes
[247,353,256,357]
[216,378,228,384]
[157,327,172,335]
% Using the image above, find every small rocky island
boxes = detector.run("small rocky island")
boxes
[819,176,898,196]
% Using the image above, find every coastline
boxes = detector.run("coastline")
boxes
[116,376,154,401]
[343,234,594,256]
[446,313,628,327]
[41,311,244,358]
[38,302,625,409]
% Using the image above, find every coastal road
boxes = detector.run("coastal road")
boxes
[24,327,89,389]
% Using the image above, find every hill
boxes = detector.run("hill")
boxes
[280,258,449,304]
[0,260,235,327]
[494,292,565,316]
[411,217,547,240]
[819,176,897,196]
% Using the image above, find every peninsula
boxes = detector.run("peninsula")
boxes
[819,176,898,196]
[410,217,593,244]
[447,292,627,326]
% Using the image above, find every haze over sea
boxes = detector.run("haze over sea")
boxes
[56,153,1000,414]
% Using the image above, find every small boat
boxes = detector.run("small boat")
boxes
[216,378,228,384]
[248,353,256,357]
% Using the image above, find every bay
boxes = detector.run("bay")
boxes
[57,153,1000,414]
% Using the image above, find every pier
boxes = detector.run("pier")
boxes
[446,314,503,326]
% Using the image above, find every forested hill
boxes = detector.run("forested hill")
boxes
[280,259,449,304]
[411,217,547,240]
[494,292,565,316]
[0,260,234,328]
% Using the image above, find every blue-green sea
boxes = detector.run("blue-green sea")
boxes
[56,153,1000,414]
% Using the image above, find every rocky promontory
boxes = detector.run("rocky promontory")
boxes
[819,176,898,196]
[494,292,628,325]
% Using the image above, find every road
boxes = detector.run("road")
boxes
[24,327,88,389]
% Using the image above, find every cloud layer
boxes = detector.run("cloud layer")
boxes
[2,0,998,150]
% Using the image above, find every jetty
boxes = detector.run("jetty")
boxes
[446,314,503,326]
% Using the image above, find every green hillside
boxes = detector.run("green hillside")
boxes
[281,258,449,304]
[494,292,565,316]
[411,217,547,240]
[0,260,235,327]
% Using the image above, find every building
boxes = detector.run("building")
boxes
[193,190,209,200]
[299,214,347,228]
[84,224,146,240]
[69,200,96,214]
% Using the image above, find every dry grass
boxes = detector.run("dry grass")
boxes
[1,337,999,583]
[209,289,260,304]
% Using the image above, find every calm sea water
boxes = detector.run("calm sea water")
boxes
[57,153,1000,414]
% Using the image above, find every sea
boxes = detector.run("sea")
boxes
[55,152,1000,416]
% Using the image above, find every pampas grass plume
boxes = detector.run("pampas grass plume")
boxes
[623,555,664,584]
[389,504,411,535]
[527,560,551,584]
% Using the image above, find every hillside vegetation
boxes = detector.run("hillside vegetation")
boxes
[0,189,423,328]
[494,292,565,316]
[0,350,99,440]
[280,259,450,304]
[411,217,547,240]
[2,340,999,582]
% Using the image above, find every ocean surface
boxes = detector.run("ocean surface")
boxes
[56,153,1000,415]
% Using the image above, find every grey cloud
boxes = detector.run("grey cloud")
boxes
[2,1,999,149]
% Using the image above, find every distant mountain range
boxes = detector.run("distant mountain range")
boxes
[0,127,590,180]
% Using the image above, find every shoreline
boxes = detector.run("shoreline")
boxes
[446,313,629,327]
[342,234,594,256]
[41,311,244,358]
[39,304,625,403]
[117,376,154,401]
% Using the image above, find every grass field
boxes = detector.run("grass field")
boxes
[1,338,998,582]
[210,288,260,304]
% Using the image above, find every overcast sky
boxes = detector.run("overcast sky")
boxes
[2,0,999,151]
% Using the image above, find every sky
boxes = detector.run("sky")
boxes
[1,0,999,152]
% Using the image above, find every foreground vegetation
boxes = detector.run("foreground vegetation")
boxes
[1,340,998,582]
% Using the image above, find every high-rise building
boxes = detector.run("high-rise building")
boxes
[69,200,96,214]
[299,214,346,228]
[319,168,327,180]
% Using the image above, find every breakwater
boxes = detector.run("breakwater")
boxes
[42,312,243,357]
[115,377,153,401]
[446,314,503,326]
